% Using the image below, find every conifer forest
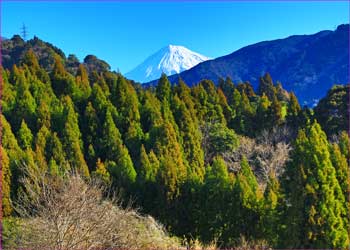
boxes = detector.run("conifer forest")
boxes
[1,35,350,249]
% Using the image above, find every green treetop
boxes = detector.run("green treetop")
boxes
[17,119,33,150]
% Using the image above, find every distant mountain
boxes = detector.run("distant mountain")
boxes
[125,45,210,83]
[147,24,349,105]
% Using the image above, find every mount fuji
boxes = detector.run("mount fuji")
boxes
[125,45,210,83]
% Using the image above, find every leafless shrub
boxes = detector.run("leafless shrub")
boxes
[5,166,180,250]
[254,141,291,182]
[256,126,292,146]
[222,136,256,173]
[223,126,292,186]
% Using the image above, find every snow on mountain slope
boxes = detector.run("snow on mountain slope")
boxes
[125,45,210,83]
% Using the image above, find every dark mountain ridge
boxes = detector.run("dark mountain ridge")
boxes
[147,24,349,105]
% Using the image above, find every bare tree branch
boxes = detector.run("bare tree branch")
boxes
[6,167,180,250]
[222,126,292,187]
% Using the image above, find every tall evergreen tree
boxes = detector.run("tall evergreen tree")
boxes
[46,132,70,174]
[1,67,16,116]
[90,84,109,118]
[268,94,283,127]
[75,63,91,99]
[217,88,233,124]
[36,99,52,129]
[124,121,144,161]
[231,88,242,115]
[254,93,270,133]
[156,73,171,102]
[61,96,89,178]
[1,115,24,205]
[140,90,163,133]
[338,131,350,159]
[12,66,37,131]
[258,72,276,101]
[137,145,160,187]
[262,176,282,246]
[34,124,50,171]
[1,146,12,216]
[51,54,81,100]
[175,78,197,119]
[149,121,187,199]
[282,121,349,248]
[112,75,141,132]
[172,95,204,181]
[226,158,262,244]
[231,91,254,135]
[102,109,136,186]
[138,144,154,183]
[330,143,350,201]
[82,101,100,167]
[286,92,301,128]
[17,119,33,150]
[51,54,68,96]
[198,156,232,243]
[218,77,235,106]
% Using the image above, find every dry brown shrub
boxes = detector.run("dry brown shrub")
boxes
[5,166,181,250]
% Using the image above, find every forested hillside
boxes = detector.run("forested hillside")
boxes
[1,41,349,248]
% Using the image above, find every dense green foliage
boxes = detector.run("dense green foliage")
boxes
[314,84,350,136]
[2,46,349,248]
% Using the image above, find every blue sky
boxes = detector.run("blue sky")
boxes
[2,1,349,73]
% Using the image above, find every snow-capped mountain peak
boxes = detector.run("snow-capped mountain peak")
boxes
[125,45,210,83]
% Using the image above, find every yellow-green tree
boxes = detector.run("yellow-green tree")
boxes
[1,146,12,216]
[61,96,89,178]
[102,108,136,186]
[17,119,33,150]
[282,121,349,248]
